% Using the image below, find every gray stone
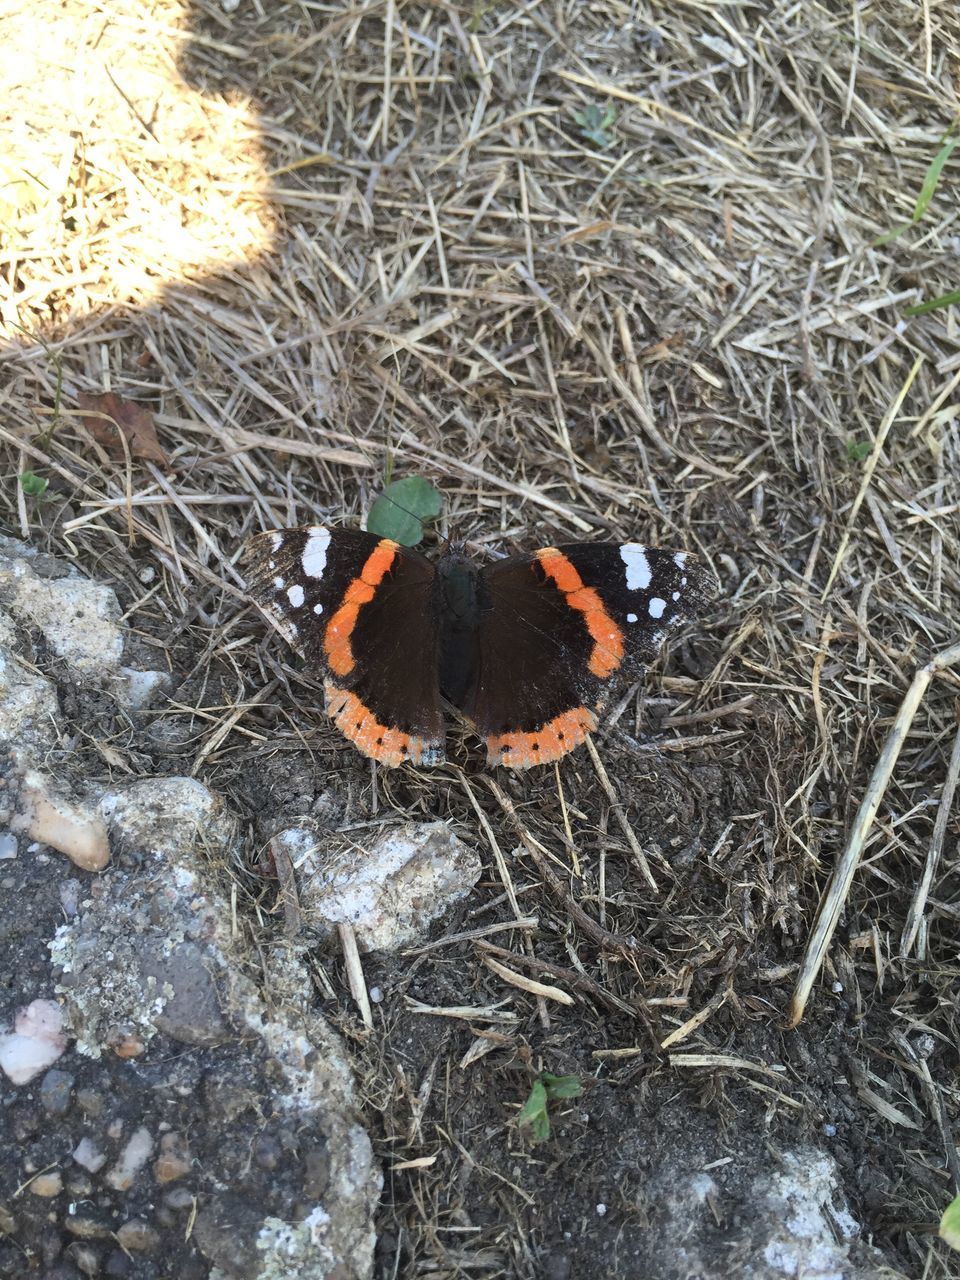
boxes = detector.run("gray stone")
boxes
[144,940,231,1048]
[39,1067,74,1114]
[50,780,380,1280]
[288,820,481,952]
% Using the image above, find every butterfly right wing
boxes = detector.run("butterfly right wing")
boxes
[465,542,716,769]
[243,526,445,766]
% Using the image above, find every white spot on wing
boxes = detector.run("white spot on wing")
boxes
[626,612,638,623]
[270,532,284,552]
[673,552,687,569]
[620,544,651,591]
[672,591,680,601]
[313,602,324,615]
[287,584,305,608]
[648,597,666,619]
[302,527,332,580]
[274,576,284,589]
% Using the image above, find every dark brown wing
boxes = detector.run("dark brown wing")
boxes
[465,542,716,769]
[243,526,445,766]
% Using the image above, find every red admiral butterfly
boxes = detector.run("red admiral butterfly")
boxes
[243,527,716,769]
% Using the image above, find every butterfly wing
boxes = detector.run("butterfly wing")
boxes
[465,542,716,768]
[244,526,445,766]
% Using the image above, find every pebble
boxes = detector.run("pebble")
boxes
[16,771,110,871]
[0,998,68,1084]
[39,1068,74,1115]
[59,879,81,917]
[72,1244,101,1277]
[0,831,16,859]
[115,1220,160,1253]
[75,1088,105,1117]
[105,1026,146,1059]
[64,1213,114,1239]
[153,1131,191,1183]
[162,1186,196,1211]
[72,1138,108,1174]
[29,1171,63,1197]
[64,1172,93,1197]
[105,1126,154,1191]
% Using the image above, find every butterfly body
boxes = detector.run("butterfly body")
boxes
[243,527,717,770]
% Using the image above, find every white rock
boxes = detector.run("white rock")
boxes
[99,776,238,859]
[0,641,60,759]
[0,537,124,681]
[759,1150,860,1279]
[120,666,171,710]
[0,998,68,1084]
[288,820,481,952]
[106,1126,155,1191]
[73,1137,108,1172]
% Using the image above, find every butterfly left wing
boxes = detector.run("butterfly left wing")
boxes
[463,542,716,769]
[243,525,446,767]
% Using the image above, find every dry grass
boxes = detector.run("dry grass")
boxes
[3,0,960,1275]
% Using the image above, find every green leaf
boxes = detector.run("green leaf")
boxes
[939,1194,960,1251]
[366,476,442,546]
[913,135,959,221]
[19,470,48,497]
[542,1072,583,1100]
[518,1080,550,1141]
[904,289,960,316]
[874,132,958,245]
[574,102,617,149]
[846,440,872,462]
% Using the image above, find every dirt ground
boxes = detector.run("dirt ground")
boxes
[2,0,960,1277]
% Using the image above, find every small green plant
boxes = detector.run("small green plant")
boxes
[846,439,872,463]
[517,1072,583,1142]
[905,289,960,317]
[876,129,958,247]
[574,102,617,149]
[940,1194,960,1251]
[19,470,48,497]
[366,475,442,547]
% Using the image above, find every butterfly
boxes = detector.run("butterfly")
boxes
[243,526,716,769]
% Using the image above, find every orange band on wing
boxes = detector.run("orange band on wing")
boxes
[323,539,399,676]
[324,682,444,767]
[536,548,625,678]
[485,705,598,770]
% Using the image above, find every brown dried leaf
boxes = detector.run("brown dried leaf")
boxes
[77,391,168,468]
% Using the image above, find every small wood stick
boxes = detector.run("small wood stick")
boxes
[821,354,923,600]
[458,770,523,921]
[482,954,575,1006]
[788,639,960,1027]
[901,711,960,958]
[338,923,373,1029]
[585,735,659,892]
